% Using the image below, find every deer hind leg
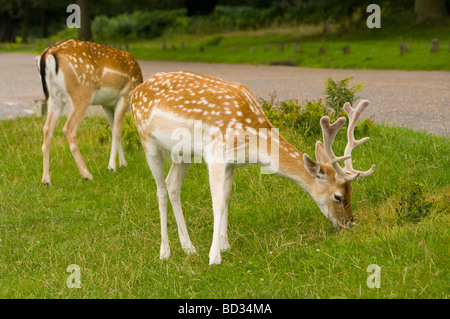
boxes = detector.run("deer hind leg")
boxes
[220,166,235,252]
[106,95,128,172]
[62,92,93,180]
[102,100,127,172]
[42,96,63,185]
[143,138,170,259]
[166,160,196,255]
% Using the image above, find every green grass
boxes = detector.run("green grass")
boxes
[2,22,450,70]
[128,24,450,70]
[0,115,448,298]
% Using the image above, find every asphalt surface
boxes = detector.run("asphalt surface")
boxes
[0,52,448,135]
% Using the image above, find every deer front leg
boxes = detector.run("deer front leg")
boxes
[144,139,170,260]
[208,161,227,265]
[42,97,62,186]
[62,94,92,180]
[166,161,196,255]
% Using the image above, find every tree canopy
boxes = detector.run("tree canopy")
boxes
[0,0,448,43]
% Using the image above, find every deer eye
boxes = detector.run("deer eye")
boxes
[334,194,342,203]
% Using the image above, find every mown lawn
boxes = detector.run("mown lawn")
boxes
[0,114,448,298]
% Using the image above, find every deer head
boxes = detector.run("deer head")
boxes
[303,100,375,228]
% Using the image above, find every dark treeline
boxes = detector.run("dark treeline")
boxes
[1,0,449,43]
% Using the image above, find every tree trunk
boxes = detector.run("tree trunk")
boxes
[0,1,25,43]
[77,0,92,41]
[185,0,217,16]
[415,0,447,22]
[0,15,19,42]
[21,1,29,43]
[41,8,48,38]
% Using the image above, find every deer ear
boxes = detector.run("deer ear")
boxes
[303,154,326,180]
[315,141,329,165]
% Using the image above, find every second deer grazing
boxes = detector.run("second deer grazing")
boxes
[36,39,143,185]
[130,71,375,265]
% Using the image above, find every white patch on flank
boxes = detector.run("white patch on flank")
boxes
[101,67,128,80]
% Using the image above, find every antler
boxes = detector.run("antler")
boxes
[319,116,351,178]
[319,99,375,181]
[343,100,375,178]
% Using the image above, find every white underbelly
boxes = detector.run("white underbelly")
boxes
[90,87,121,107]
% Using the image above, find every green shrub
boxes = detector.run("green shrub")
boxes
[262,99,335,138]
[89,4,328,43]
[121,114,141,151]
[49,28,78,42]
[262,76,372,139]
[323,76,364,117]
[92,9,187,42]
[98,114,141,151]
[212,5,270,30]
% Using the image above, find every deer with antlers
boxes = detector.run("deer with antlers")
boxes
[130,71,375,265]
[36,39,143,185]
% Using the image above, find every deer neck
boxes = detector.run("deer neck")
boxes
[266,134,315,194]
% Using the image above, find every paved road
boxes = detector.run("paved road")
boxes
[1,52,448,135]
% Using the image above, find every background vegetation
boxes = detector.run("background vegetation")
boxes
[1,0,449,70]
[2,0,449,42]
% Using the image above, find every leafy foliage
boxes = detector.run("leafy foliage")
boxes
[87,1,424,43]
[262,99,335,138]
[99,114,141,150]
[92,9,187,42]
[261,76,371,139]
[323,77,364,117]
[121,114,141,151]
[91,6,282,41]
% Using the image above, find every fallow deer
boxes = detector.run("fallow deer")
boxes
[36,39,143,185]
[130,71,375,265]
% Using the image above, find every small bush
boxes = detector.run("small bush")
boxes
[49,28,78,42]
[98,114,141,151]
[121,114,141,151]
[262,99,336,138]
[262,76,372,139]
[92,9,187,42]
[323,77,364,117]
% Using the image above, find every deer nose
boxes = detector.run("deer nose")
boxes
[347,217,356,228]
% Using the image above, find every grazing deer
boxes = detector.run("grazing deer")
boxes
[36,39,143,185]
[130,71,375,265]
